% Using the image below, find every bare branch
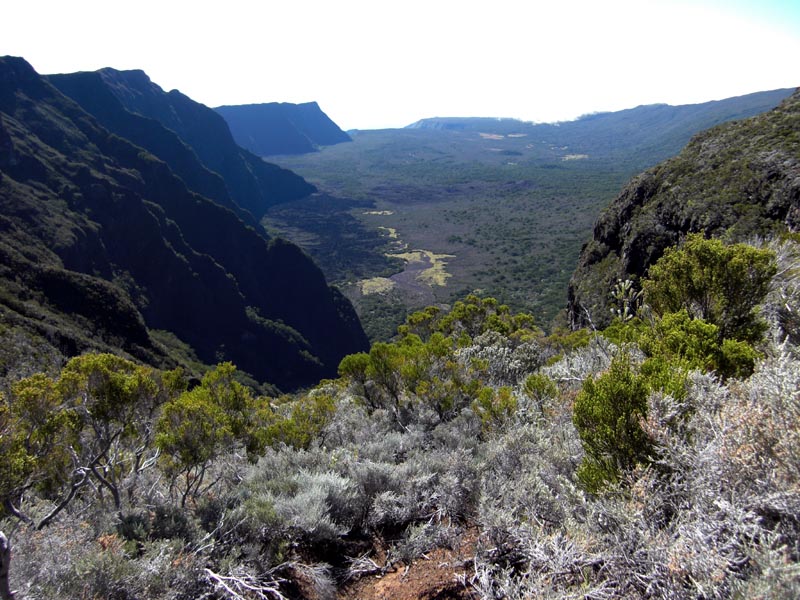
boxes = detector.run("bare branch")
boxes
[36,469,90,530]
[204,568,287,600]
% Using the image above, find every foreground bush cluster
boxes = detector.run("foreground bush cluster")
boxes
[2,236,799,599]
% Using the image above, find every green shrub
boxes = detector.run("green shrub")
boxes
[601,316,649,346]
[259,392,336,450]
[573,354,653,493]
[543,326,592,357]
[716,337,760,379]
[523,373,557,417]
[643,234,776,343]
[472,386,517,436]
[640,310,758,382]
[399,295,539,343]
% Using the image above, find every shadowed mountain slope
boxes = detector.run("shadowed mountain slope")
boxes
[84,68,315,218]
[0,56,367,389]
[47,70,261,229]
[216,101,351,156]
[568,88,800,329]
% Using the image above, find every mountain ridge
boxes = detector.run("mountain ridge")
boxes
[406,87,796,169]
[47,69,261,228]
[215,101,351,156]
[0,56,368,389]
[90,67,315,218]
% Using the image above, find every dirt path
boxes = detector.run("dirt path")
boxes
[337,530,480,600]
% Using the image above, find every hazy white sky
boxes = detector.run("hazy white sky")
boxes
[3,0,799,130]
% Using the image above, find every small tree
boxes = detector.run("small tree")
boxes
[56,354,180,511]
[338,352,372,403]
[472,386,517,436]
[257,392,336,451]
[155,386,232,506]
[523,373,558,417]
[195,362,254,441]
[155,362,265,505]
[2,354,181,526]
[1,377,79,524]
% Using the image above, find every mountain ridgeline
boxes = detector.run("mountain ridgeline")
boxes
[215,102,351,156]
[50,68,315,220]
[0,56,368,390]
[568,88,800,329]
[408,88,795,171]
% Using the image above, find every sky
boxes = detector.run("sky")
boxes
[3,0,799,130]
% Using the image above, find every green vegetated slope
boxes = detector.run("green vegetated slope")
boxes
[569,88,800,329]
[7,241,800,597]
[0,56,368,390]
[3,56,800,599]
[268,89,793,339]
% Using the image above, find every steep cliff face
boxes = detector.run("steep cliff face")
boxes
[89,68,315,218]
[47,70,259,228]
[0,56,368,389]
[568,88,800,329]
[216,101,351,156]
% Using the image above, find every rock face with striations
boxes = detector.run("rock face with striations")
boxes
[0,56,368,389]
[567,88,800,329]
[215,102,351,156]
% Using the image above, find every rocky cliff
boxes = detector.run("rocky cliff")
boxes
[568,88,800,329]
[81,68,315,218]
[216,101,351,156]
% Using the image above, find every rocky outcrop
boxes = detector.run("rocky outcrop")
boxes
[568,88,800,329]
